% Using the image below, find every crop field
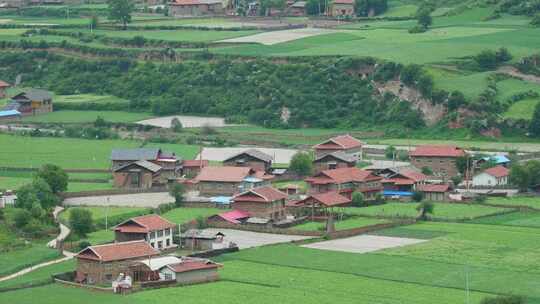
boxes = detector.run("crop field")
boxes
[0,241,61,277]
[21,110,153,124]
[344,202,509,220]
[504,99,540,120]
[162,207,224,224]
[486,196,540,209]
[294,217,388,231]
[0,134,199,169]
[59,28,261,42]
[469,211,540,228]
[128,17,254,28]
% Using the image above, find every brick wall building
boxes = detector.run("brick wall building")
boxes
[313,134,362,158]
[223,149,273,173]
[114,214,176,250]
[313,151,357,174]
[409,145,466,178]
[305,167,382,200]
[231,186,288,221]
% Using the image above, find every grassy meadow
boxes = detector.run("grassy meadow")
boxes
[21,110,153,124]
[294,217,389,231]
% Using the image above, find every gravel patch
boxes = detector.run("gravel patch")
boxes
[63,192,174,208]
[302,235,426,254]
[203,228,312,249]
[198,147,298,164]
[136,115,230,128]
[219,28,342,45]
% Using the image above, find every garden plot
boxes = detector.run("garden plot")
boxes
[136,115,229,128]
[302,235,426,254]
[219,28,342,45]
[203,228,312,249]
[198,147,298,164]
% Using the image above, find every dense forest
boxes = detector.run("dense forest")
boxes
[0,51,426,129]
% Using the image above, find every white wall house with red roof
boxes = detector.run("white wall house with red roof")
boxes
[114,214,177,250]
[472,166,509,187]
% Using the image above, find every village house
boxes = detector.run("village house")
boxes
[472,165,509,187]
[313,134,362,158]
[313,151,357,174]
[157,258,220,285]
[381,168,427,193]
[3,89,52,116]
[207,209,250,225]
[114,214,177,250]
[195,166,272,196]
[0,109,21,122]
[409,145,466,178]
[0,80,10,98]
[475,155,510,169]
[168,0,224,17]
[329,0,354,17]
[181,229,229,251]
[305,167,383,200]
[292,191,351,219]
[181,159,209,178]
[111,148,180,189]
[75,240,160,285]
[223,149,273,173]
[231,186,288,221]
[417,184,450,201]
[287,0,306,15]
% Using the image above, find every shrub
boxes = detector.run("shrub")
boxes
[411,191,424,202]
[352,192,365,207]
[12,209,32,229]
[408,25,427,33]
[36,164,68,194]
[289,152,313,176]
[78,241,91,251]
[69,208,93,237]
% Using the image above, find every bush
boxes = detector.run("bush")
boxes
[12,209,32,229]
[36,164,68,194]
[408,25,427,33]
[411,191,424,202]
[352,192,365,207]
[69,208,93,237]
[289,152,313,176]
[78,241,91,251]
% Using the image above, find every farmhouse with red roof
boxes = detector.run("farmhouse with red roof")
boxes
[169,0,224,17]
[313,134,362,158]
[114,214,176,250]
[417,184,451,201]
[381,168,427,192]
[305,167,382,200]
[232,186,288,221]
[195,166,272,196]
[409,145,466,178]
[472,165,509,187]
[330,0,354,16]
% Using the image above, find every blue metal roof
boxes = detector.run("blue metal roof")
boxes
[0,110,21,117]
[482,155,510,164]
[243,177,263,183]
[211,196,232,204]
[383,190,414,197]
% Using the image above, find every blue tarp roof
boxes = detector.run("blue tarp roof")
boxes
[0,110,21,117]
[211,196,232,204]
[243,177,263,183]
[482,155,510,164]
[383,190,414,197]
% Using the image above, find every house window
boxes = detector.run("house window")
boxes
[166,239,170,247]
[164,273,173,281]
[150,231,156,239]
[157,230,164,237]
[130,172,140,187]
[158,241,163,249]
[328,163,337,170]
[151,242,155,248]
[165,228,171,236]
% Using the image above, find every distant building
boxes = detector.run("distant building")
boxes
[0,80,10,98]
[4,89,53,116]
[75,240,160,285]
[476,155,510,168]
[181,229,229,251]
[381,168,427,193]
[313,134,362,158]
[181,159,209,178]
[313,151,357,174]
[223,149,273,173]
[409,145,466,178]
[287,0,306,16]
[330,0,354,17]
[232,186,288,221]
[195,166,272,196]
[0,110,21,123]
[417,184,450,201]
[158,258,220,284]
[292,191,351,218]
[472,166,509,187]
[114,214,176,250]
[305,167,382,200]
[169,0,224,17]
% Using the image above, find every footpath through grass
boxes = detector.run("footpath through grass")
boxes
[0,240,61,277]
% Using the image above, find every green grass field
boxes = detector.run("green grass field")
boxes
[21,110,153,124]
[0,241,61,277]
[469,211,540,228]
[0,260,74,290]
[486,196,540,209]
[0,134,199,169]
[294,217,388,231]
[344,202,509,220]
[504,99,540,120]
[59,206,151,224]
[54,94,128,104]
[162,207,224,224]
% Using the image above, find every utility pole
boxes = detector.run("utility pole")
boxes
[105,197,110,230]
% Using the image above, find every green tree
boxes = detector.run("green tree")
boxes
[289,152,313,176]
[16,178,59,210]
[509,163,530,191]
[411,191,424,202]
[36,164,68,194]
[351,191,365,207]
[385,145,396,159]
[171,117,183,133]
[417,8,433,28]
[421,166,433,176]
[12,209,32,229]
[475,50,499,70]
[169,183,185,207]
[529,101,540,137]
[107,0,134,30]
[90,14,99,30]
[70,208,93,237]
[416,201,434,220]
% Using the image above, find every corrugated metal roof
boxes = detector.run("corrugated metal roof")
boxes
[111,148,161,161]
[0,110,21,117]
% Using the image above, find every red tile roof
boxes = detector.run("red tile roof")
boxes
[0,80,10,88]
[215,210,250,224]
[314,135,362,150]
[76,240,159,262]
[306,167,381,185]
[233,186,288,203]
[196,166,253,183]
[333,0,353,4]
[115,214,176,233]
[410,145,465,158]
[253,170,275,180]
[382,178,415,186]
[483,165,509,178]
[167,260,219,273]
[396,168,427,182]
[299,191,351,207]
[417,184,450,193]
[183,159,209,168]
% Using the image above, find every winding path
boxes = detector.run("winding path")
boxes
[0,206,74,283]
